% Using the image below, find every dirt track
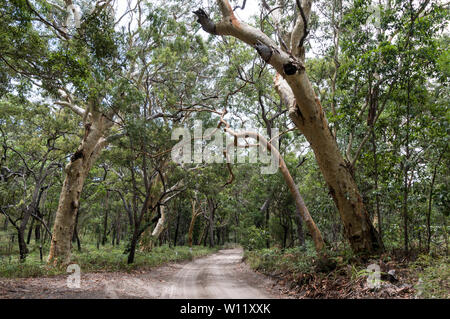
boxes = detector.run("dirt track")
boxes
[0,248,285,299]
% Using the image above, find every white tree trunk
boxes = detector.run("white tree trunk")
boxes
[48,113,113,265]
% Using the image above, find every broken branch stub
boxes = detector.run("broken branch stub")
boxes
[193,9,217,35]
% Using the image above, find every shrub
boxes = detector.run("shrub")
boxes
[239,226,269,251]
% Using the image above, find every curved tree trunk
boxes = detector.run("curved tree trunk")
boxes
[48,113,112,265]
[194,0,383,255]
[275,73,383,254]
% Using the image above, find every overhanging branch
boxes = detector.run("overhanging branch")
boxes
[193,5,305,79]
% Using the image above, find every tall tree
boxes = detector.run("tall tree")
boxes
[193,0,383,254]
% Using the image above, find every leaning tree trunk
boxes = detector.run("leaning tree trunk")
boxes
[48,113,112,265]
[275,75,383,254]
[194,0,383,255]
[26,218,34,245]
[149,206,167,249]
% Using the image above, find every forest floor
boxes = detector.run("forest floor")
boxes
[0,248,288,299]
[1,247,447,299]
[244,247,449,299]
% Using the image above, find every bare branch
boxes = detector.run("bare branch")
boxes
[25,0,69,40]
[233,0,247,11]
[296,0,309,48]
[290,0,312,60]
[0,207,20,231]
[56,89,86,117]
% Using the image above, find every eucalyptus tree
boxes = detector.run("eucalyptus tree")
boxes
[0,0,122,263]
[192,0,384,254]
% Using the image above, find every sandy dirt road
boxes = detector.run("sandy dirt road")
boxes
[0,248,285,299]
[162,248,273,298]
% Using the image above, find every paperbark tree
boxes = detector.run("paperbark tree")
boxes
[194,0,383,254]
[10,0,124,265]
[47,0,169,264]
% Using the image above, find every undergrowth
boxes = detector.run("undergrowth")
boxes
[244,242,449,299]
[0,243,217,278]
[411,254,449,298]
